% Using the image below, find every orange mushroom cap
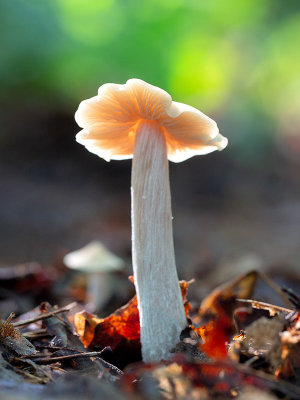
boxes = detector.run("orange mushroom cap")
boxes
[75,79,228,162]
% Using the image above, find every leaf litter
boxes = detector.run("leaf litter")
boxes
[1,266,300,399]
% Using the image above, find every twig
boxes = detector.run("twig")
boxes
[236,298,294,315]
[34,344,84,351]
[16,369,50,384]
[13,302,77,327]
[22,328,48,338]
[33,350,108,364]
[25,347,87,358]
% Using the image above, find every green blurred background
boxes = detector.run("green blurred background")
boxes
[1,0,300,293]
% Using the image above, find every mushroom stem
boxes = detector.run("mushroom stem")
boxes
[86,272,109,311]
[131,120,187,362]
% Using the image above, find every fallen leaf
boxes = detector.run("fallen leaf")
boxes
[74,281,192,366]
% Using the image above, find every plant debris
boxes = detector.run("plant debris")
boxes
[1,268,300,399]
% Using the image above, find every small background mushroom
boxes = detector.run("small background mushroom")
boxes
[63,241,125,312]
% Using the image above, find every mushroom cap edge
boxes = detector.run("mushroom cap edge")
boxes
[75,79,228,163]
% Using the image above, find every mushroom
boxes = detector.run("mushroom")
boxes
[75,79,228,362]
[63,241,124,311]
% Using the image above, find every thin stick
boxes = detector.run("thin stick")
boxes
[22,328,47,338]
[33,350,107,364]
[34,344,84,351]
[13,302,77,327]
[237,298,294,315]
[25,347,87,358]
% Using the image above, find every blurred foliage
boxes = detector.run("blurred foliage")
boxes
[1,0,300,162]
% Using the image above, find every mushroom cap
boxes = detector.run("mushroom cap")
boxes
[75,79,228,162]
[63,241,125,273]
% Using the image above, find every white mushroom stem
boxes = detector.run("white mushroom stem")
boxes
[131,120,187,362]
[86,272,110,311]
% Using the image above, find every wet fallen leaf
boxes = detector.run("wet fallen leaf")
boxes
[74,281,192,367]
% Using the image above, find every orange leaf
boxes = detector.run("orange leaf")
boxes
[74,311,102,348]
[74,280,192,361]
